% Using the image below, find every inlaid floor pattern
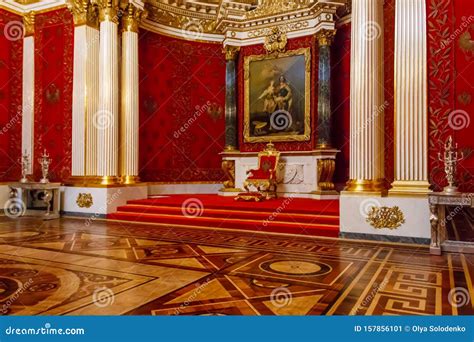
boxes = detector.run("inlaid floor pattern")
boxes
[0,217,473,315]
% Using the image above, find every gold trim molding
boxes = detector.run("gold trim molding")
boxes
[23,11,35,36]
[366,206,406,229]
[344,179,388,194]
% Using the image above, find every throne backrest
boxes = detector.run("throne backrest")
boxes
[256,143,280,175]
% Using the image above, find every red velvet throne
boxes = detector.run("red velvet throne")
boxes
[236,143,280,201]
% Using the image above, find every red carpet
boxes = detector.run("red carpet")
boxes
[108,194,340,237]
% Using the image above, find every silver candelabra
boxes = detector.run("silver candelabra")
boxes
[438,136,464,194]
[38,149,52,184]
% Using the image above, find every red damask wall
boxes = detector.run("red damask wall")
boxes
[33,9,73,182]
[0,10,22,181]
[138,32,226,182]
[427,0,474,191]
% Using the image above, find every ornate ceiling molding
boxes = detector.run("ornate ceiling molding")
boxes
[142,0,347,44]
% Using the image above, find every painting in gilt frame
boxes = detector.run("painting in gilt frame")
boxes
[244,47,311,143]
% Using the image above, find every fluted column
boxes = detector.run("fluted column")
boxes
[120,4,143,184]
[223,45,239,151]
[96,0,119,184]
[67,0,99,178]
[389,0,431,195]
[345,0,386,193]
[21,12,35,174]
[316,29,336,149]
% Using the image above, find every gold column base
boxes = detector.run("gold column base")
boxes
[121,175,140,185]
[388,180,432,197]
[224,145,239,152]
[343,179,389,195]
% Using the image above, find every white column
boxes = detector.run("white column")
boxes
[71,24,99,177]
[120,6,141,184]
[345,0,386,194]
[21,13,35,174]
[389,0,431,195]
[97,3,119,184]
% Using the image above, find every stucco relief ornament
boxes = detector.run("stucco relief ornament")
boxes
[264,27,288,54]
[38,149,52,184]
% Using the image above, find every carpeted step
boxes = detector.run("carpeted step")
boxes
[107,211,339,237]
[115,204,340,225]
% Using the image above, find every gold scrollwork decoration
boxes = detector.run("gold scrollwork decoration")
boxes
[221,160,239,192]
[76,193,94,208]
[264,27,288,54]
[366,206,406,230]
[317,159,335,191]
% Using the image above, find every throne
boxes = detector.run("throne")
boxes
[236,143,280,201]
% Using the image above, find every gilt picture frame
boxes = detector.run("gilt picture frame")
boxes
[243,47,311,143]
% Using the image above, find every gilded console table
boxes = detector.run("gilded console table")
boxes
[9,182,61,220]
[429,192,474,255]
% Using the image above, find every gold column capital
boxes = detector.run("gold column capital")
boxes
[121,4,146,33]
[95,0,119,24]
[66,0,99,27]
[23,11,35,37]
[223,45,240,61]
[315,28,336,46]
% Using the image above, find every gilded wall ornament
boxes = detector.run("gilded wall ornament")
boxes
[206,103,223,122]
[264,27,287,54]
[246,0,304,19]
[76,193,94,208]
[366,206,405,229]
[23,11,35,37]
[45,83,60,104]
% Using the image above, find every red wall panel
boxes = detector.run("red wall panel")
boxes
[138,32,226,182]
[427,0,474,191]
[0,9,22,181]
[33,9,73,182]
